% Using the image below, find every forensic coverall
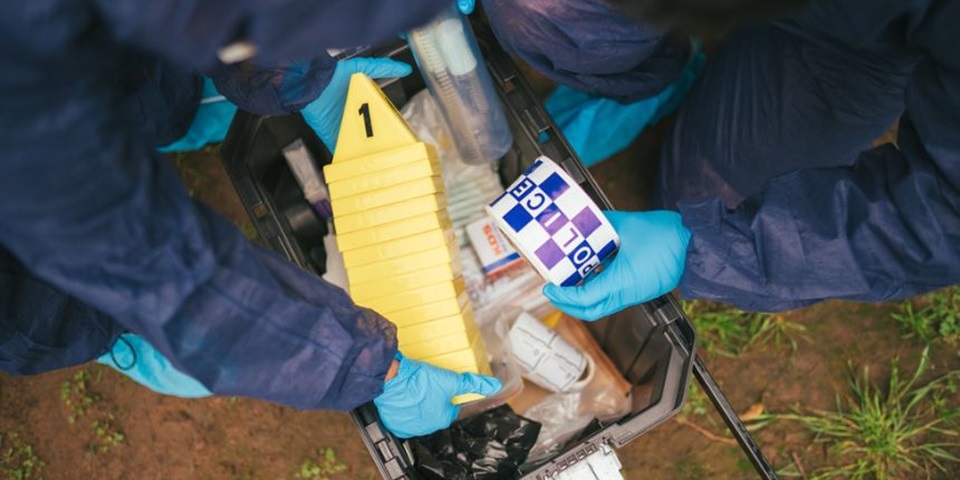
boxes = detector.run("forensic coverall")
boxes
[485,0,960,312]
[0,0,449,410]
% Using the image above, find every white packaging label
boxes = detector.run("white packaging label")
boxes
[466,217,522,275]
[508,312,587,392]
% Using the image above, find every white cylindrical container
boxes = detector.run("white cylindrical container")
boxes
[508,311,594,393]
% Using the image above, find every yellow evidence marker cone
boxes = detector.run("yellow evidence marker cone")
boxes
[331,74,419,162]
[325,74,489,406]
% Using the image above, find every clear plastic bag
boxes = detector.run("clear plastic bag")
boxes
[522,392,594,463]
[401,90,550,320]
[504,311,634,463]
[400,89,502,240]
[463,251,551,326]
[399,89,629,449]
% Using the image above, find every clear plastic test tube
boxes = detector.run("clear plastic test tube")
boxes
[407,4,513,165]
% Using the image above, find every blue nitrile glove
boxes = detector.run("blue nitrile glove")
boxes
[545,42,706,167]
[159,77,237,152]
[543,211,691,321]
[374,352,502,438]
[301,57,413,153]
[97,334,212,398]
[457,0,475,14]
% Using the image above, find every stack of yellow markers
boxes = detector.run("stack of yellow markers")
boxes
[323,74,490,402]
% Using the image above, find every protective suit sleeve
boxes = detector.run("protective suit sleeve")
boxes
[94,0,447,117]
[483,0,690,102]
[0,84,397,412]
[90,0,449,71]
[207,56,338,116]
[678,27,960,312]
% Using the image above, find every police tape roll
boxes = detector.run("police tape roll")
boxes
[485,156,619,287]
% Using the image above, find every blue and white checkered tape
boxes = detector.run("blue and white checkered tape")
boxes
[485,156,619,286]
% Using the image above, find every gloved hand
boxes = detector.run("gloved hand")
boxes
[97,334,212,398]
[545,41,706,167]
[301,57,413,153]
[457,0,475,14]
[543,211,691,321]
[158,77,238,153]
[374,352,502,438]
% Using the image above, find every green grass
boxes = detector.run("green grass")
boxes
[783,348,960,480]
[89,413,125,453]
[680,382,710,418]
[60,370,98,425]
[60,369,124,453]
[671,460,709,479]
[682,300,807,358]
[893,287,960,345]
[294,448,347,479]
[0,432,44,480]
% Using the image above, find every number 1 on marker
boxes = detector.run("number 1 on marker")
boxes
[359,103,373,138]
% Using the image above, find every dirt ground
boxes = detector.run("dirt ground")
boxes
[2,78,956,480]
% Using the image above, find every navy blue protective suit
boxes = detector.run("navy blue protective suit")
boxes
[485,0,960,312]
[484,0,692,103]
[0,0,447,410]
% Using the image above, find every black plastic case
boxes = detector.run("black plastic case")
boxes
[220,23,698,480]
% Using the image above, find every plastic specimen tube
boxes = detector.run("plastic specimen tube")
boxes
[407,4,513,165]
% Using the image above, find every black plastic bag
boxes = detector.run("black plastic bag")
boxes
[412,405,541,480]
